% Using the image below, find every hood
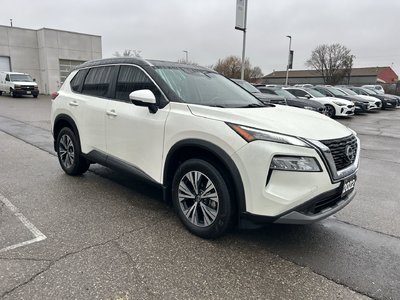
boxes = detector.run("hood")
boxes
[14,81,37,86]
[188,104,351,140]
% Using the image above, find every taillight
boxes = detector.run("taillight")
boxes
[51,92,59,100]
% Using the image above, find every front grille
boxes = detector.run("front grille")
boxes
[320,135,357,171]
[21,86,35,91]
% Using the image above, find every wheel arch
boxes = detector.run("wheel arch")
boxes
[163,139,246,214]
[53,114,81,152]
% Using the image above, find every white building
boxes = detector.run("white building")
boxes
[0,25,102,94]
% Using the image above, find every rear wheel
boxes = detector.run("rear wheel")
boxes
[171,159,233,239]
[0,91,3,96]
[56,127,90,175]
[325,104,336,118]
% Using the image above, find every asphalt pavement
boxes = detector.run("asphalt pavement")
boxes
[0,95,399,299]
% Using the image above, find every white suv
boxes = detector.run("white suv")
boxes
[51,58,360,238]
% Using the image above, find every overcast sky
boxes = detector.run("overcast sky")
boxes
[3,0,400,76]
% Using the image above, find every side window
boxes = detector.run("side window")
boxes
[82,66,114,97]
[5,74,10,81]
[115,65,161,102]
[70,69,88,93]
[291,89,307,97]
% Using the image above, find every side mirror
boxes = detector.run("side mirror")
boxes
[33,78,36,82]
[129,89,158,113]
[304,94,312,99]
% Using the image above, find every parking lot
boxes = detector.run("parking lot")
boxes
[0,95,399,299]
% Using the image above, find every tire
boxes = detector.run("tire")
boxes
[33,95,38,98]
[0,91,3,96]
[56,127,90,176]
[10,89,16,98]
[325,104,336,118]
[171,159,233,239]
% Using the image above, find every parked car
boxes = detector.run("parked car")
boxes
[51,57,359,238]
[231,79,286,105]
[0,72,39,98]
[362,85,384,95]
[284,87,355,118]
[312,86,371,113]
[257,86,326,114]
[334,86,382,110]
[348,87,397,109]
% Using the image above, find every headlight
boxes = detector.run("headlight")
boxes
[304,106,317,111]
[332,101,346,106]
[14,84,21,88]
[270,156,321,172]
[228,123,310,147]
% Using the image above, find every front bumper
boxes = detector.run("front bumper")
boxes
[233,136,359,225]
[13,88,39,96]
[336,105,355,116]
[241,188,355,224]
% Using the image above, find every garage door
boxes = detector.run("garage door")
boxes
[59,59,85,84]
[0,56,11,72]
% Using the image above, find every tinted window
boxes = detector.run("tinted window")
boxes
[288,89,307,97]
[70,70,88,92]
[82,66,114,97]
[115,66,160,102]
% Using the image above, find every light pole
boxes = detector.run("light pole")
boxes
[183,50,188,63]
[285,35,292,86]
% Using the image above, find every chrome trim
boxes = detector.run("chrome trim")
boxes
[303,136,360,183]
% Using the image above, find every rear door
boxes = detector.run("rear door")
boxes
[76,66,116,154]
[105,65,170,183]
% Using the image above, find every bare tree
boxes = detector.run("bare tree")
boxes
[306,44,355,85]
[113,49,142,58]
[212,55,263,81]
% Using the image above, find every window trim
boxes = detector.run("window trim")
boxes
[71,63,170,107]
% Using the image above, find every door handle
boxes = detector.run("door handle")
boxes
[106,109,118,117]
[69,101,79,107]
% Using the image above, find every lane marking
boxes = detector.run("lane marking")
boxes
[0,193,47,253]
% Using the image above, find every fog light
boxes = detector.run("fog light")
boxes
[270,156,321,172]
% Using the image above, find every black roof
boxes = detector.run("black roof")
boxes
[74,57,212,72]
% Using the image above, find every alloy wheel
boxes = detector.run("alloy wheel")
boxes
[58,134,75,169]
[178,171,219,227]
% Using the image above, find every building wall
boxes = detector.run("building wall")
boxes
[0,25,102,94]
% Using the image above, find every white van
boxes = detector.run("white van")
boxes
[0,72,39,98]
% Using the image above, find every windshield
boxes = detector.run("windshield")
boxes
[233,80,260,93]
[326,87,347,96]
[340,87,357,96]
[10,74,33,82]
[274,89,296,98]
[155,67,261,107]
[304,88,325,98]
[362,88,377,95]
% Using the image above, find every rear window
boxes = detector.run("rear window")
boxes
[81,66,114,97]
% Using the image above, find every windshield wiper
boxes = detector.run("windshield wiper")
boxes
[238,103,269,108]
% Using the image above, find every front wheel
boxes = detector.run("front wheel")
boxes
[325,104,336,118]
[171,159,234,239]
[56,127,90,175]
[10,89,16,98]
